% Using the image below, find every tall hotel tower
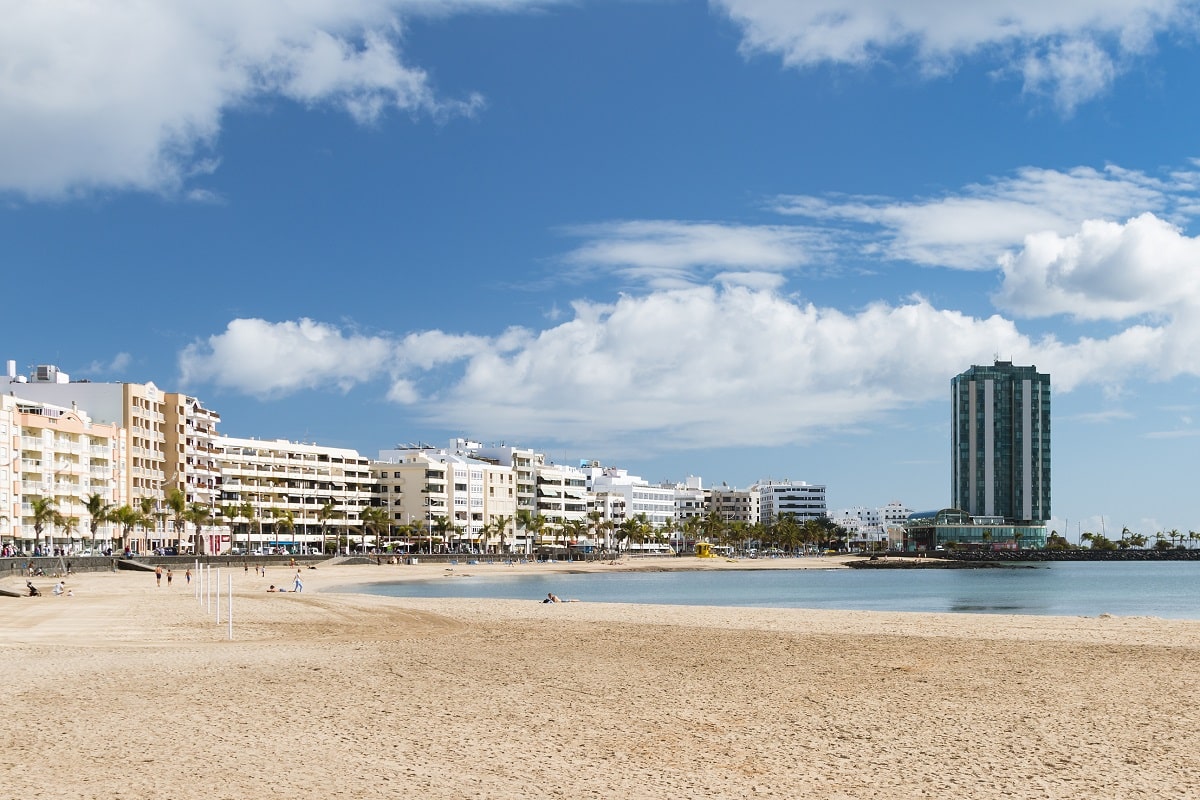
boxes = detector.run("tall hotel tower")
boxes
[951,361,1050,523]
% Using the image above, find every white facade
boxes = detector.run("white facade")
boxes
[3,394,125,553]
[216,436,372,553]
[584,465,674,528]
[756,480,827,525]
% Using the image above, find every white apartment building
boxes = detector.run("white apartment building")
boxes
[468,441,542,523]
[583,465,675,529]
[164,393,222,514]
[2,394,125,554]
[534,461,590,544]
[756,480,827,526]
[216,436,372,554]
[879,501,914,527]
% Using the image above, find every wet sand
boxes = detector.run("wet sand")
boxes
[2,558,1198,799]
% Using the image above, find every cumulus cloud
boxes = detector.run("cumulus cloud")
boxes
[179,318,393,398]
[996,212,1200,320]
[178,285,1200,454]
[712,0,1193,109]
[0,0,545,198]
[775,165,1184,270]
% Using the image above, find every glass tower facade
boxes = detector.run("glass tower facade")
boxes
[951,361,1050,523]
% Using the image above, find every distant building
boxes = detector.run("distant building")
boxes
[756,480,827,527]
[951,360,1050,524]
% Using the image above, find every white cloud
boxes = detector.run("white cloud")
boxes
[712,0,1192,109]
[0,0,545,198]
[996,212,1200,320]
[561,220,828,288]
[775,165,1182,270]
[179,318,393,398]
[179,284,1200,455]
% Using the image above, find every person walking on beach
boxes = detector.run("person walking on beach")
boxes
[166,569,173,587]
[292,571,303,593]
[155,566,162,587]
[185,568,191,585]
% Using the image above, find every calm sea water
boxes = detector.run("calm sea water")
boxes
[347,561,1200,619]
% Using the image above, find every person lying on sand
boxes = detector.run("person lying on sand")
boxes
[543,593,579,603]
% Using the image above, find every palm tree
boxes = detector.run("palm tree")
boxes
[186,503,212,554]
[239,501,258,553]
[359,506,389,554]
[432,515,453,553]
[164,488,187,549]
[516,509,537,555]
[55,512,80,552]
[83,493,114,553]
[491,514,514,555]
[111,504,144,554]
[30,496,58,553]
[139,497,160,551]
[318,501,338,554]
[271,509,295,552]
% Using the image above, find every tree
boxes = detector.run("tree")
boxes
[111,505,145,553]
[432,515,453,553]
[30,496,58,553]
[491,514,513,554]
[359,505,389,554]
[186,503,212,554]
[55,512,80,551]
[239,501,258,553]
[139,497,160,549]
[271,509,295,551]
[83,493,114,553]
[165,488,187,548]
[318,501,338,554]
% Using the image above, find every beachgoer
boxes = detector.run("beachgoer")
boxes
[166,569,173,587]
[545,593,560,603]
[293,572,303,593]
[185,568,191,585]
[267,585,277,592]
[26,581,40,597]
[155,566,162,587]
[52,581,65,596]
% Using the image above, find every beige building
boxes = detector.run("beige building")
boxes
[2,394,125,554]
[5,364,169,529]
[373,445,519,553]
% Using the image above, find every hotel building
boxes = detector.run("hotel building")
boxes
[951,361,1051,523]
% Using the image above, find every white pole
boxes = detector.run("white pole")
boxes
[194,558,200,601]
[207,565,212,614]
[228,574,233,640]
[215,567,221,623]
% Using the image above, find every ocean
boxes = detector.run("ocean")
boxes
[347,560,1200,619]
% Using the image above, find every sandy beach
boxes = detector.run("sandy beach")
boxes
[2,557,1198,799]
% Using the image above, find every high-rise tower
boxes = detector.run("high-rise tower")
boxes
[951,361,1050,523]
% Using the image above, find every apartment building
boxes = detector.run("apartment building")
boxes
[709,486,758,524]
[216,436,372,553]
[164,393,222,513]
[2,394,124,553]
[374,445,519,552]
[5,363,168,515]
[756,480,827,526]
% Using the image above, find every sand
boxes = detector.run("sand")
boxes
[2,557,1198,799]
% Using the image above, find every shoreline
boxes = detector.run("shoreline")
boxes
[4,562,1199,798]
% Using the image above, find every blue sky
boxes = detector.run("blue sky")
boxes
[4,1,1200,541]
